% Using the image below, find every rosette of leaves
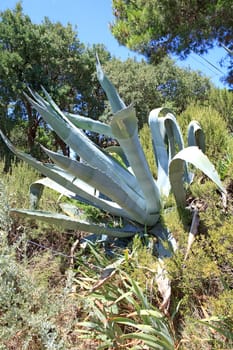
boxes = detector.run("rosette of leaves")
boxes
[0,57,225,240]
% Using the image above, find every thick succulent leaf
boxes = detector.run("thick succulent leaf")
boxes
[169,146,226,207]
[0,130,92,199]
[149,109,170,196]
[164,112,192,184]
[65,112,114,138]
[0,131,129,217]
[30,172,130,218]
[24,91,143,199]
[96,54,126,113]
[29,177,94,209]
[187,120,205,153]
[42,146,149,224]
[164,112,184,160]
[28,87,150,224]
[10,209,139,238]
[111,105,161,226]
[149,108,193,196]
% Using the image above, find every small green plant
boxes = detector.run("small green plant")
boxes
[0,178,67,349]
[75,243,175,350]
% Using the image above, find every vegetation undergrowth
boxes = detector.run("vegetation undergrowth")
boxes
[1,86,233,349]
[1,3,233,349]
[1,154,233,349]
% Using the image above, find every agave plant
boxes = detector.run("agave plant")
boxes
[0,56,226,311]
[0,57,225,237]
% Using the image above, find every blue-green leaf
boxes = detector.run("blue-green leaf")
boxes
[111,105,161,226]
[65,112,114,138]
[96,54,126,113]
[42,146,149,224]
[10,209,138,238]
[188,120,205,153]
[169,146,226,207]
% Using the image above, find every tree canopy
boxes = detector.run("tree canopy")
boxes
[103,56,211,127]
[111,0,233,85]
[0,1,214,169]
[0,3,110,156]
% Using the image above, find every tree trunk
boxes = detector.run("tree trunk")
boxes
[0,104,14,173]
[25,100,40,155]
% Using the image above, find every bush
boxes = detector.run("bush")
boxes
[178,103,232,161]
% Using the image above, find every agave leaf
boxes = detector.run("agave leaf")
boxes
[169,146,226,207]
[65,112,114,138]
[42,146,149,224]
[188,120,205,153]
[30,177,96,209]
[164,112,192,184]
[32,172,130,218]
[0,131,130,218]
[42,86,114,140]
[10,209,138,238]
[149,109,170,196]
[111,105,161,226]
[0,129,86,199]
[96,54,126,113]
[24,91,143,199]
[164,111,184,160]
[149,108,192,196]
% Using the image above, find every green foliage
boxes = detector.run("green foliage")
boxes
[139,123,157,177]
[111,0,233,86]
[0,3,110,156]
[0,171,70,349]
[0,160,70,241]
[2,160,38,209]
[0,19,232,348]
[179,102,233,182]
[103,57,211,126]
[0,159,232,349]
[0,249,66,349]
[208,88,233,131]
[178,103,233,162]
[75,242,174,349]
[159,175,233,349]
[207,218,233,286]
[208,290,233,323]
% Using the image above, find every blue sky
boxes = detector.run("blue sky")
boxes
[1,0,229,88]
